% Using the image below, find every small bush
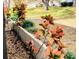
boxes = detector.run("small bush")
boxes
[10,11,18,21]
[53,55,60,59]
[64,51,75,59]
[22,20,34,28]
[26,28,37,34]
[10,15,18,21]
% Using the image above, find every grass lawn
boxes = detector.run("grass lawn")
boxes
[26,6,75,19]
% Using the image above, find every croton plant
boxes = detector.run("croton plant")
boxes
[15,3,26,26]
[34,15,65,59]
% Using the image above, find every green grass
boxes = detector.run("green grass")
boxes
[26,6,75,19]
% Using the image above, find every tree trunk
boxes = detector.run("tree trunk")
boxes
[42,0,49,10]
[73,0,76,7]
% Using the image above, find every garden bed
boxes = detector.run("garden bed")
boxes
[7,15,76,59]
[14,25,47,59]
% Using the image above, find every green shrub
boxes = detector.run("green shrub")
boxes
[10,15,18,21]
[22,20,34,29]
[26,28,37,34]
[53,55,60,59]
[64,51,75,59]
[10,11,18,21]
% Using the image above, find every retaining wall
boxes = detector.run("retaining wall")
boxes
[14,26,47,59]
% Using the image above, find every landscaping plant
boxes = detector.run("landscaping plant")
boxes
[34,15,65,59]
[15,3,26,26]
[22,20,34,28]
[64,50,75,59]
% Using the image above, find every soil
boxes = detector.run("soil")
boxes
[5,31,29,59]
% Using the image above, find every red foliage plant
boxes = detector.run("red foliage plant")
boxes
[39,15,54,29]
[49,26,64,39]
[39,19,51,29]
[34,15,65,59]
[28,40,39,53]
[34,31,40,39]
[41,15,54,24]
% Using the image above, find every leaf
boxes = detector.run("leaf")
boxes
[34,31,40,39]
[52,49,61,56]
[44,45,52,57]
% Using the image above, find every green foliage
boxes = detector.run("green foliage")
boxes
[22,20,36,33]
[26,28,37,34]
[10,11,18,21]
[53,55,60,59]
[49,52,60,59]
[22,20,34,29]
[64,51,76,59]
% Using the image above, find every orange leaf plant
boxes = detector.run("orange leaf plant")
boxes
[34,15,66,59]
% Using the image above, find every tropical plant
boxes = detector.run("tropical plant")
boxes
[64,51,76,59]
[22,20,34,28]
[10,10,18,21]
[12,1,26,26]
[26,28,37,34]
[34,15,65,59]
[26,40,39,59]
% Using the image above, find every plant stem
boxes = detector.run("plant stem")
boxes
[35,28,49,57]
